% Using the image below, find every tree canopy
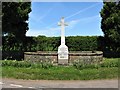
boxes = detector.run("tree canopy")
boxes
[2,2,31,38]
[100,1,120,52]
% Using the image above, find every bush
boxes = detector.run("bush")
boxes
[73,59,100,70]
[100,58,118,67]
[41,61,53,69]
[1,60,53,69]
[73,58,118,70]
[1,60,31,68]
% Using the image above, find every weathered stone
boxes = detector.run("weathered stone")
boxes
[24,51,103,65]
[58,17,69,65]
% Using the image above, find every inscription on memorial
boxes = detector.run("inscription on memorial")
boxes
[58,47,68,59]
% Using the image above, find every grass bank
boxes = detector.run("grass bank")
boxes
[1,58,119,80]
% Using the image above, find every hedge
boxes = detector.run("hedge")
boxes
[2,36,102,51]
[2,35,120,59]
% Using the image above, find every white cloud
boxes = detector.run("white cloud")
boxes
[67,15,100,29]
[29,4,55,25]
[38,7,54,21]
[26,27,61,37]
[27,15,100,36]
[45,3,101,28]
[65,3,100,20]
[67,19,79,29]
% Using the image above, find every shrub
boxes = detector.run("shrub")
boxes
[41,59,53,69]
[73,58,118,70]
[73,59,100,70]
[1,60,53,69]
[100,58,118,67]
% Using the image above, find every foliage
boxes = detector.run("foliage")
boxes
[2,2,31,56]
[1,58,118,69]
[33,35,60,51]
[2,36,24,51]
[73,60,100,70]
[1,60,32,68]
[2,36,100,51]
[100,58,118,67]
[1,58,118,80]
[1,59,53,69]
[3,35,120,58]
[66,36,98,51]
[100,2,120,52]
[2,2,31,38]
[40,60,53,69]
[5,35,120,58]
[73,58,118,70]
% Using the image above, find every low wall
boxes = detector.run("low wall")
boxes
[24,51,58,63]
[69,51,103,64]
[24,51,103,64]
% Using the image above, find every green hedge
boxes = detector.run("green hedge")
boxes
[3,35,120,59]
[66,36,99,51]
[2,36,36,51]
[2,35,102,52]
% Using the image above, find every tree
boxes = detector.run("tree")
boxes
[2,2,31,38]
[2,2,31,52]
[100,1,120,52]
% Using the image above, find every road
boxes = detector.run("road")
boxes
[0,78,118,89]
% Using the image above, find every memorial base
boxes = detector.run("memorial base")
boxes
[58,44,69,65]
[58,59,68,65]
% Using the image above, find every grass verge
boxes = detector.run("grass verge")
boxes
[1,58,119,80]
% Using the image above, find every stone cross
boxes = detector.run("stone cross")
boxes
[58,17,68,45]
[58,17,69,65]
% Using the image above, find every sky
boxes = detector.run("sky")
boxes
[26,2,104,37]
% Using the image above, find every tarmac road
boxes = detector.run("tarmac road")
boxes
[0,78,119,89]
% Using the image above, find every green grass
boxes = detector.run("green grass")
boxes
[1,58,119,80]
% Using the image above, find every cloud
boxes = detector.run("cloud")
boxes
[65,3,100,20]
[45,3,101,28]
[26,27,61,37]
[29,5,55,25]
[27,15,100,37]
[67,20,79,29]
[29,13,45,25]
[36,6,55,22]
[66,15,100,30]
[28,2,102,37]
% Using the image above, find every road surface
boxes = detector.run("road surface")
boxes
[0,78,118,89]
